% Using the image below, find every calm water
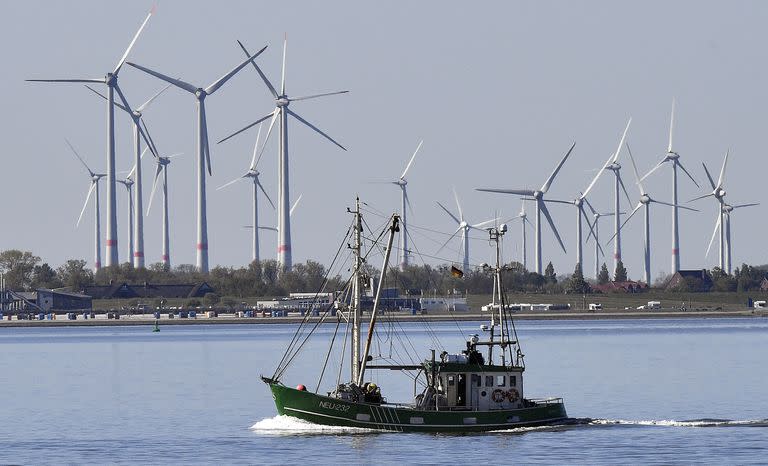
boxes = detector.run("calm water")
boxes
[1,318,766,464]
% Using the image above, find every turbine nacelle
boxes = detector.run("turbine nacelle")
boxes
[666,151,680,161]
[195,88,207,99]
[722,204,733,213]
[532,190,543,200]
[640,194,651,204]
[276,96,290,107]
[715,188,726,199]
[606,162,621,171]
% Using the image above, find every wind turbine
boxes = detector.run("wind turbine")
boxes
[28,6,156,268]
[249,195,303,259]
[218,38,348,272]
[217,124,275,263]
[146,152,182,270]
[697,151,757,274]
[435,187,496,272]
[587,119,633,272]
[66,139,106,273]
[608,143,698,285]
[126,44,268,273]
[85,84,170,268]
[387,141,424,270]
[476,142,575,275]
[516,203,533,271]
[639,100,699,274]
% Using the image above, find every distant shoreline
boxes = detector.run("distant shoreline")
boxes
[1,309,765,327]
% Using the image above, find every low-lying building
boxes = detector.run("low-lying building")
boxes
[665,270,713,292]
[82,282,215,300]
[592,281,649,293]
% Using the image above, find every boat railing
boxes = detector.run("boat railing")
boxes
[528,397,564,405]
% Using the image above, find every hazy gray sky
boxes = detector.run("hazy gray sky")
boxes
[3,1,767,280]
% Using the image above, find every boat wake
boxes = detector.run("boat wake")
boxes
[589,418,768,428]
[250,415,767,436]
[250,415,379,436]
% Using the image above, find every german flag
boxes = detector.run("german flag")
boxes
[451,266,464,278]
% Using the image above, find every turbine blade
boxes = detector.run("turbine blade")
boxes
[249,123,263,170]
[539,201,566,253]
[436,227,462,255]
[689,192,714,203]
[126,62,197,94]
[542,199,572,205]
[281,35,287,95]
[676,160,700,188]
[612,118,632,163]
[136,83,172,112]
[217,112,273,145]
[638,155,670,183]
[540,141,576,193]
[476,188,536,196]
[290,90,349,102]
[257,179,275,209]
[651,199,699,211]
[146,163,162,215]
[237,40,278,98]
[617,173,632,205]
[581,207,598,247]
[252,109,279,167]
[205,44,268,95]
[701,162,717,190]
[77,182,96,227]
[606,202,642,244]
[583,197,598,216]
[201,102,212,175]
[668,98,675,153]
[731,202,760,209]
[470,217,498,229]
[27,78,104,83]
[705,213,721,258]
[717,149,730,188]
[65,138,93,176]
[287,109,346,151]
[84,85,128,113]
[216,176,243,191]
[624,142,644,195]
[436,201,460,224]
[126,147,150,179]
[114,6,154,74]
[400,140,423,180]
[452,186,463,222]
[140,118,159,157]
[259,226,278,232]
[290,194,303,217]
[582,124,629,200]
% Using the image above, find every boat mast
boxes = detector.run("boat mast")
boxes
[351,198,362,383]
[357,214,400,387]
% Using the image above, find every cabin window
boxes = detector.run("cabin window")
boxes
[447,375,455,387]
[485,375,494,387]
[471,374,481,387]
[496,375,506,387]
[510,375,517,387]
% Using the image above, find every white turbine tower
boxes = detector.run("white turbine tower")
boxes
[147,152,182,270]
[716,202,759,274]
[218,38,348,272]
[117,177,134,263]
[476,142,575,275]
[28,7,156,268]
[609,143,697,285]
[66,139,106,273]
[639,100,699,274]
[435,187,496,272]
[583,202,614,280]
[85,84,170,268]
[127,44,268,273]
[217,124,275,263]
[516,203,533,271]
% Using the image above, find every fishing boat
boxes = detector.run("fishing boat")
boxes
[262,199,567,432]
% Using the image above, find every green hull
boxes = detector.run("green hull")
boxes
[267,382,567,433]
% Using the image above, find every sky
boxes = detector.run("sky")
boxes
[2,0,767,281]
